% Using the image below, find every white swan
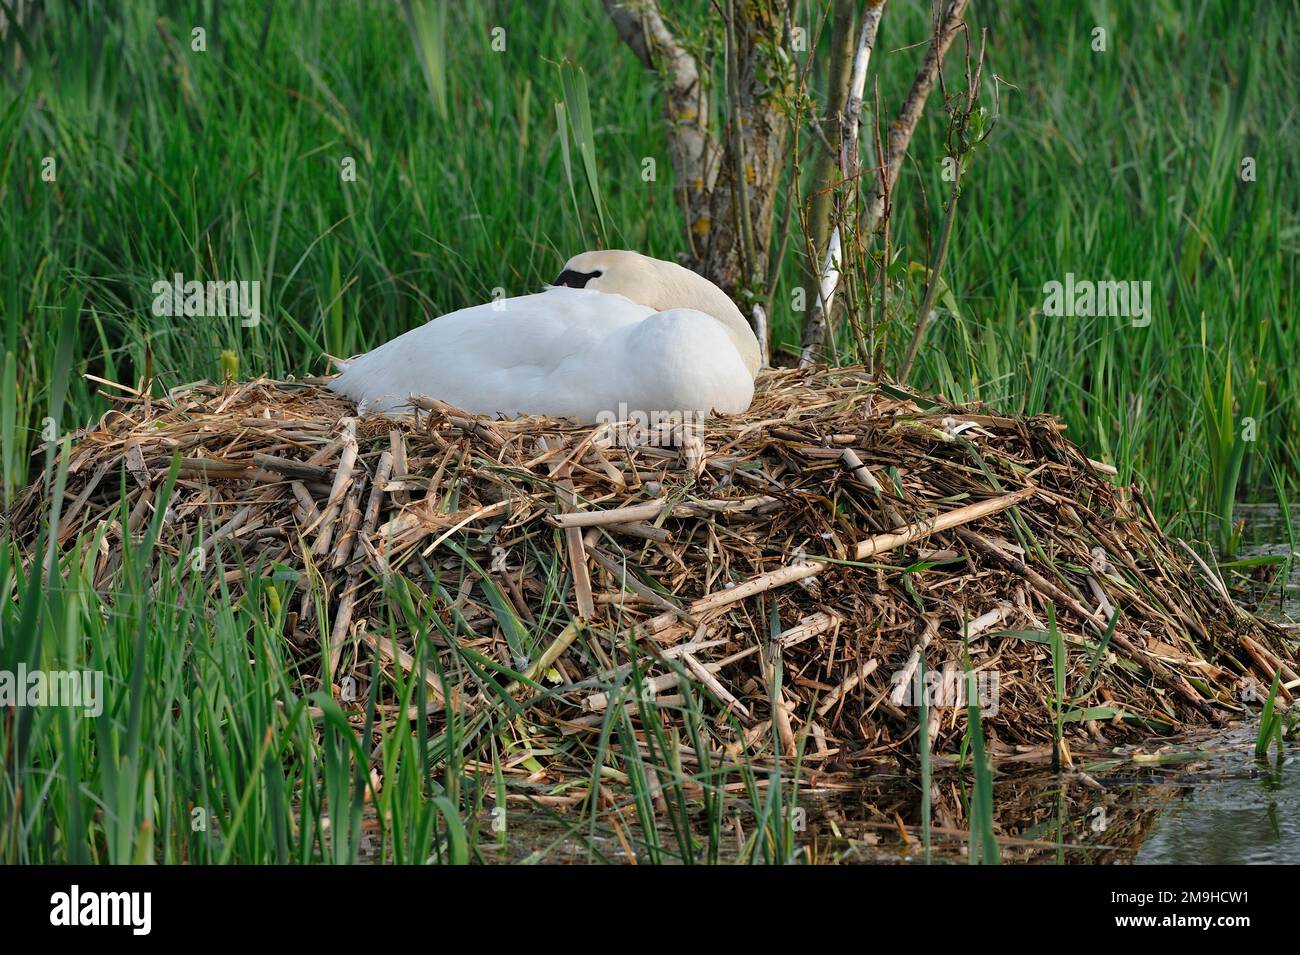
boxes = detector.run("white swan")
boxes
[328,250,761,423]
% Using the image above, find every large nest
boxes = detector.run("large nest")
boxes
[10,368,1296,767]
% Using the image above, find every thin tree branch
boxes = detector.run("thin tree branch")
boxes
[799,0,887,367]
[898,25,987,383]
[861,0,971,237]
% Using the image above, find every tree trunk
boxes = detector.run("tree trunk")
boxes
[602,0,720,257]
[697,0,793,297]
[605,0,793,299]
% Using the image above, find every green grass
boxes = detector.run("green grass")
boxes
[1,0,1297,863]
[2,1,1295,522]
[1254,669,1284,761]
[962,665,999,865]
[1048,602,1065,768]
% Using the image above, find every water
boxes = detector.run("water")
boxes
[1134,733,1300,864]
[790,728,1297,863]
[1233,502,1300,616]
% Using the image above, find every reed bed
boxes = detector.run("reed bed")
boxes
[11,368,1296,772]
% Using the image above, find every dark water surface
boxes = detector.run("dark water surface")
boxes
[1134,734,1299,864]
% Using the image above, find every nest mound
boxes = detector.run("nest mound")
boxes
[12,368,1296,765]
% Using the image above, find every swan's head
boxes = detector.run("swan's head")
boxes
[553,250,762,377]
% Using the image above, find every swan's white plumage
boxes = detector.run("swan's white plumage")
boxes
[328,286,754,423]
[330,250,760,422]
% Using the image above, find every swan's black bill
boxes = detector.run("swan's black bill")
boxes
[552,268,602,288]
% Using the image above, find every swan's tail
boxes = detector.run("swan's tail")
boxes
[324,352,355,374]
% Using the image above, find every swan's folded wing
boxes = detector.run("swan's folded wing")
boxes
[631,308,755,415]
[328,288,651,415]
[565,308,754,423]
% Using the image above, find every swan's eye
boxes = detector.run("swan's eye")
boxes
[553,268,602,288]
